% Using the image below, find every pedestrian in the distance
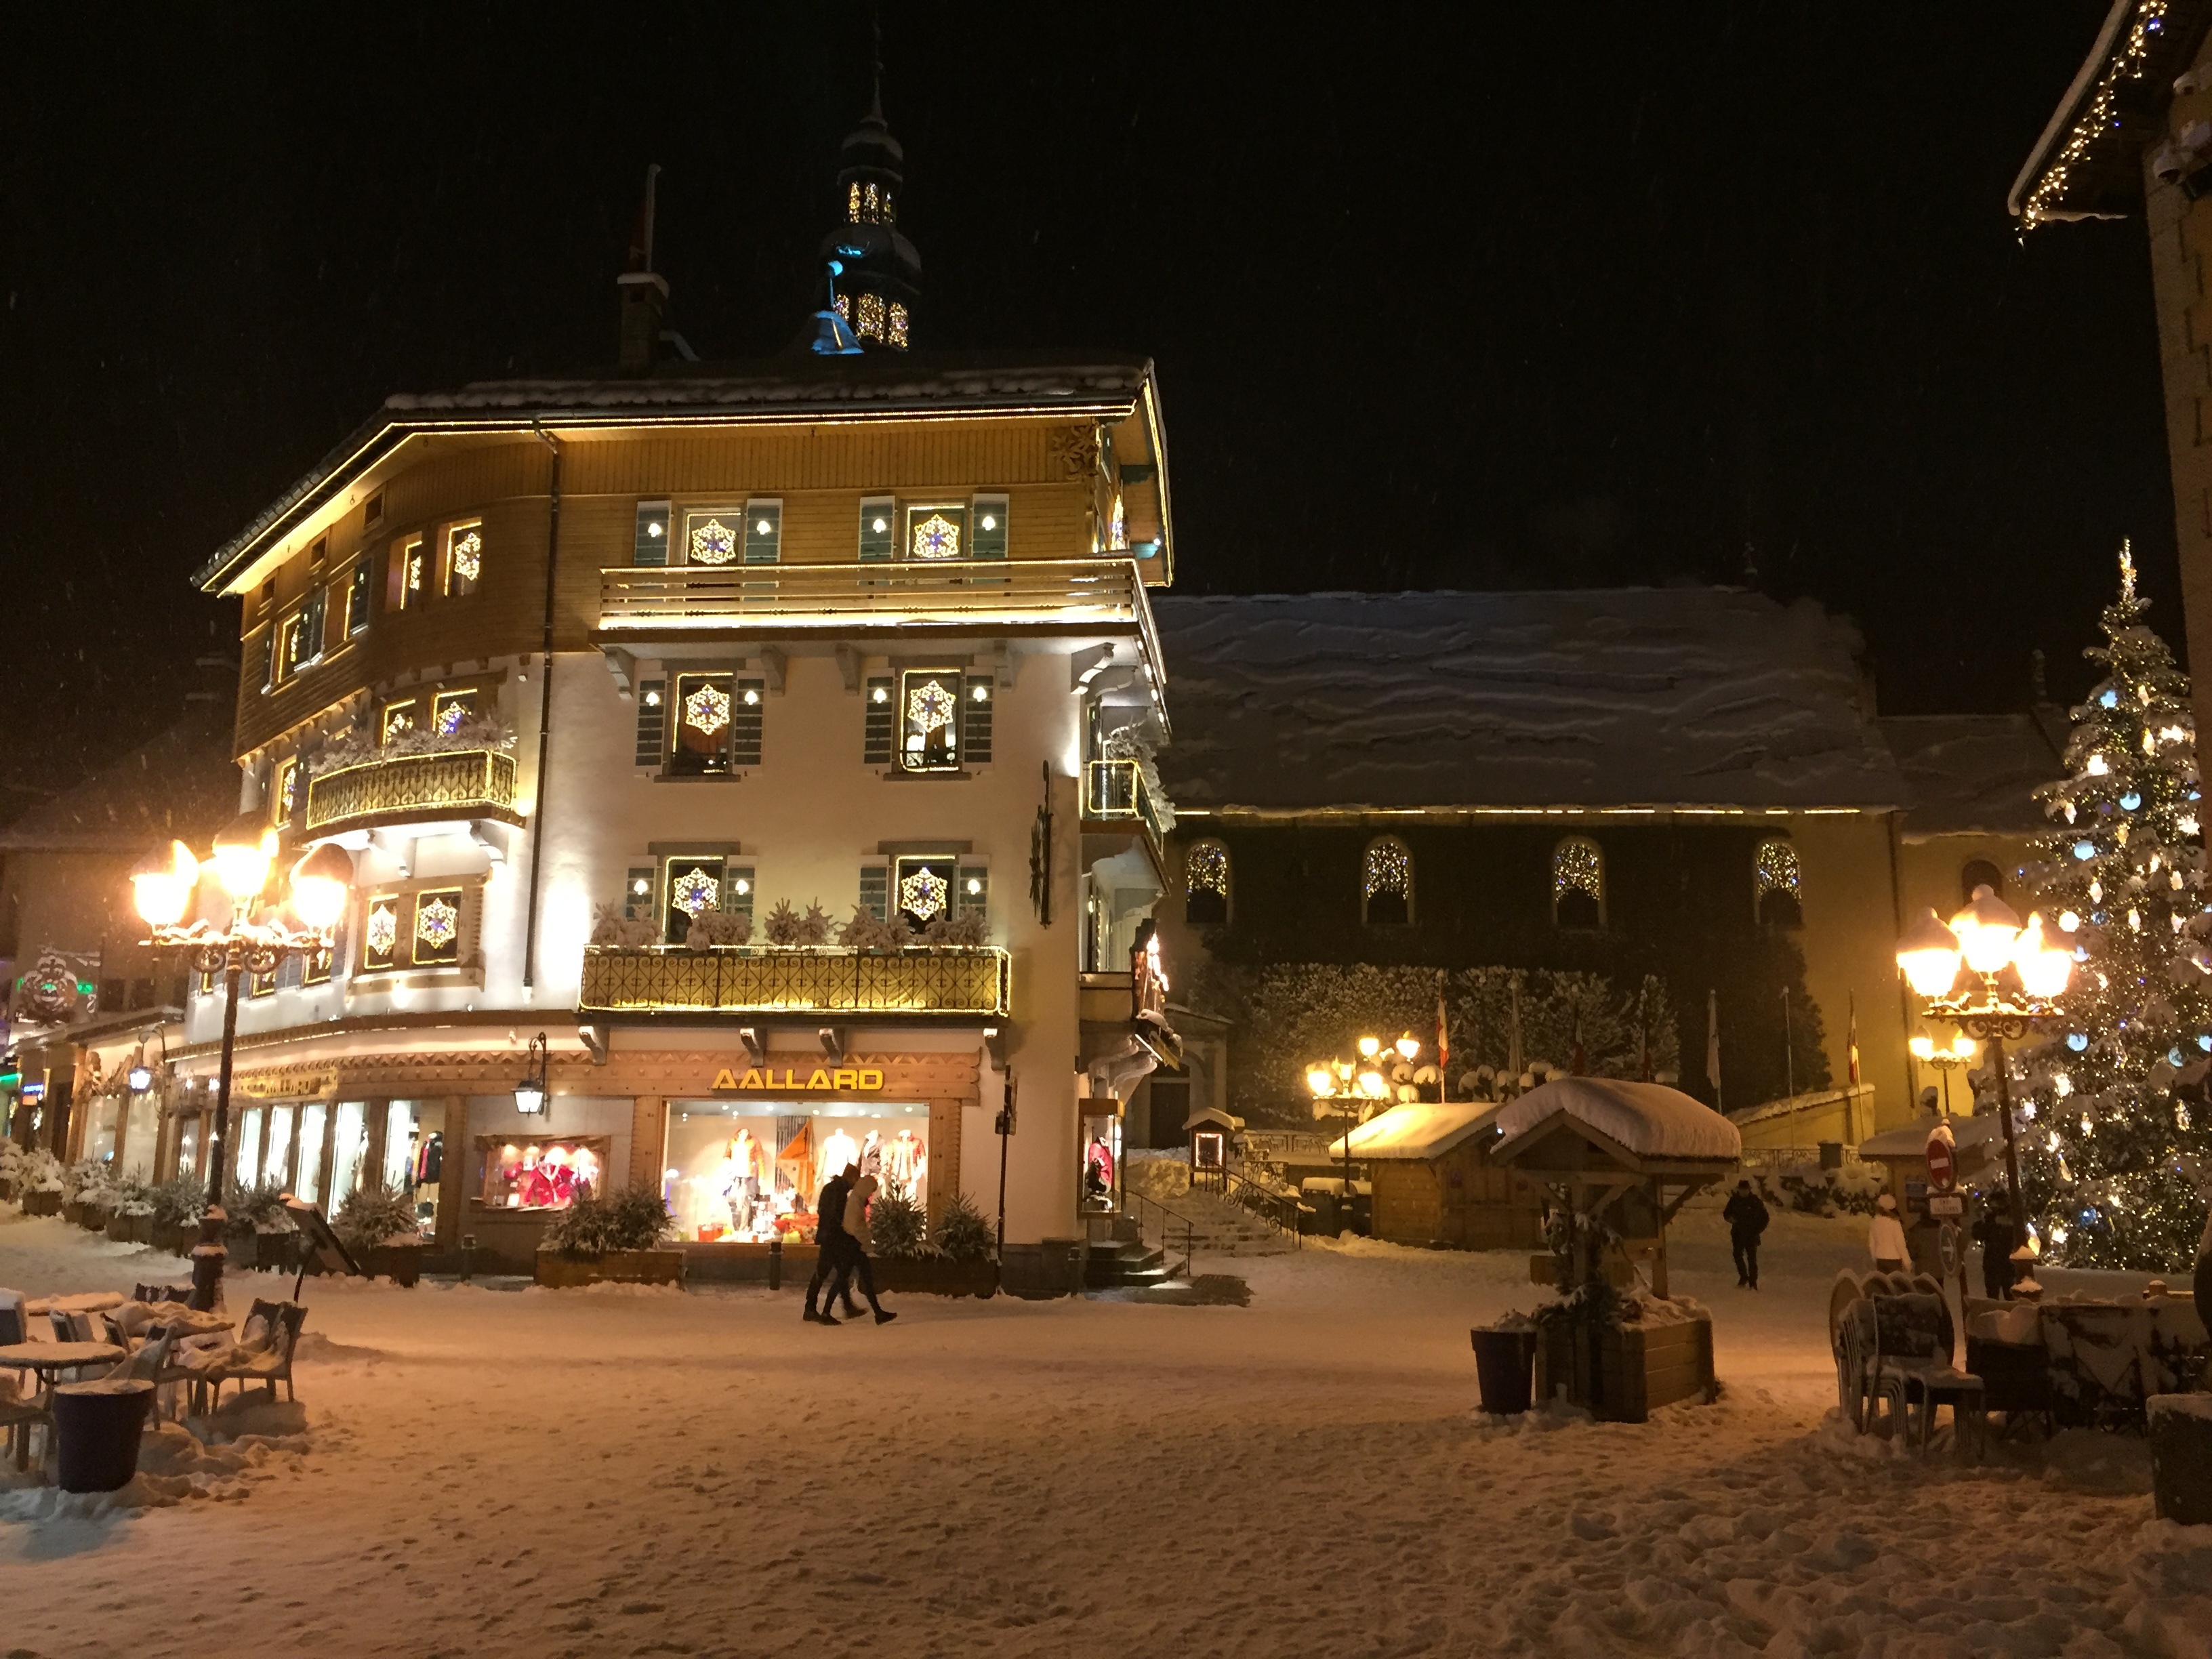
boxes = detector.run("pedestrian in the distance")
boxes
[1868,1192,1913,1275]
[1722,1178,1769,1289]
[803,1162,859,1325]
[1971,1189,2016,1301]
[827,1171,897,1326]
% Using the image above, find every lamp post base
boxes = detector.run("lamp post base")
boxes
[188,1208,228,1311]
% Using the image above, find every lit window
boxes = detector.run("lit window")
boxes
[670,673,741,775]
[1755,838,1803,928]
[907,504,967,561]
[745,501,781,564]
[432,690,480,737]
[445,525,483,596]
[661,856,726,945]
[1186,840,1230,925]
[846,181,863,222]
[1553,838,1603,929]
[895,856,954,926]
[412,889,463,966]
[859,496,896,561]
[1107,493,1128,552]
[972,495,1008,558]
[381,699,417,745]
[273,758,303,828]
[688,516,739,566]
[899,670,964,772]
[345,562,371,636]
[633,500,672,567]
[856,291,886,340]
[886,302,909,349]
[401,538,426,607]
[363,897,400,972]
[1363,837,1412,926]
[623,866,656,924]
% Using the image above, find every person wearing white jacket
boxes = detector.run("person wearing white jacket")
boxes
[1868,1193,1912,1273]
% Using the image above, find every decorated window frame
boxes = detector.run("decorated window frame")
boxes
[443,521,484,597]
[657,853,754,945]
[1552,836,1605,930]
[1361,836,1414,926]
[1185,839,1231,925]
[896,667,971,773]
[1753,837,1803,929]
[390,535,426,610]
[355,878,483,977]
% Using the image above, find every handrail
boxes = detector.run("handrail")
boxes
[1191,1166,1305,1247]
[1120,1189,1197,1279]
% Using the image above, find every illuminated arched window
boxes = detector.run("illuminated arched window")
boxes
[1755,838,1803,928]
[1960,859,2003,905]
[1185,840,1230,925]
[1552,838,1603,929]
[1363,836,1412,926]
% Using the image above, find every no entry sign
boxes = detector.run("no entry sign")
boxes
[1925,1120,1957,1190]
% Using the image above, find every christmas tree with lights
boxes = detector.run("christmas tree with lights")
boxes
[2021,544,2212,1270]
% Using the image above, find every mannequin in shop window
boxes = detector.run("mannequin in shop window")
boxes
[883,1128,926,1204]
[1084,1134,1114,1204]
[860,1130,883,1179]
[725,1128,767,1235]
[1131,918,1169,1025]
[818,1126,861,1192]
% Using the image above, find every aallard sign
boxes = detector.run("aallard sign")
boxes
[710,1066,885,1093]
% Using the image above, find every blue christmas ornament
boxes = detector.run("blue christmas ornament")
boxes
[2073,841,2097,860]
[2171,1046,2188,1066]
[2100,689,2119,708]
[2092,911,2109,926]
[2073,946,2090,962]
[2067,1032,2089,1052]
[2121,792,2143,811]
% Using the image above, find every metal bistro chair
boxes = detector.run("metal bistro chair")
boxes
[207,1300,307,1410]
[1872,1292,1986,1461]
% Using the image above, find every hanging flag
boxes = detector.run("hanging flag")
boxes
[1706,988,1723,1111]
[1847,992,1862,1087]
[1435,972,1451,1102]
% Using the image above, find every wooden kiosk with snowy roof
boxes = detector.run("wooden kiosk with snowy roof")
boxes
[1490,1078,1741,1421]
[1336,1101,1544,1250]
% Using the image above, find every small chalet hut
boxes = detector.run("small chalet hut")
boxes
[1336,1101,1542,1249]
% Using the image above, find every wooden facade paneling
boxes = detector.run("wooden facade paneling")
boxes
[1370,1142,1542,1250]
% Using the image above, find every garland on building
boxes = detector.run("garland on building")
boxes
[2021,546,2212,1270]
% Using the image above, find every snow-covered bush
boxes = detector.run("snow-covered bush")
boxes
[333,1181,422,1252]
[684,908,752,949]
[868,1186,929,1258]
[541,1187,671,1258]
[838,907,913,951]
[760,900,835,947]
[935,1190,994,1263]
[1753,1160,1881,1217]
[223,1181,291,1238]
[22,1147,63,1193]
[920,909,989,947]
[114,1180,155,1218]
[149,1175,205,1227]
[64,1158,117,1205]
[588,902,659,950]
[0,1139,30,1197]
[310,713,516,773]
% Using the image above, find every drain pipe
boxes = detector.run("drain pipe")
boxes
[521,426,562,991]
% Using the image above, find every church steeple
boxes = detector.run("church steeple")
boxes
[817,54,920,350]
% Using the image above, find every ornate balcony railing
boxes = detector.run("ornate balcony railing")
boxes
[577,945,1010,1017]
[304,750,520,837]
[598,557,1164,685]
[1084,758,1172,850]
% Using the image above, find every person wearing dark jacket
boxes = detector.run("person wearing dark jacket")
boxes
[804,1165,857,1324]
[1722,1180,1769,1290]
[1971,1197,2017,1301]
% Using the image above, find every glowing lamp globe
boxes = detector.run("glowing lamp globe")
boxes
[2013,914,2073,1001]
[1356,1035,1382,1060]
[1305,1065,1337,1099]
[1357,1068,1389,1100]
[287,842,356,932]
[1950,1034,1976,1062]
[126,1064,153,1092]
[1950,885,2024,978]
[131,840,199,928]
[209,814,276,903]
[1909,1034,1936,1061]
[1394,1031,1422,1062]
[1896,907,1965,999]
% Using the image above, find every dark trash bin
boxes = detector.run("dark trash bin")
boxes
[52,1378,154,1493]
[1471,1326,1538,1415]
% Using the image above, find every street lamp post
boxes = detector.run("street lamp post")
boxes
[1307,1032,1416,1233]
[133,816,353,1311]
[1907,1029,1978,1115]
[1895,885,2072,1288]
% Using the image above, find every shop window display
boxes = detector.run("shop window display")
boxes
[476,1135,609,1210]
[661,1103,928,1243]
[1080,1108,1122,1215]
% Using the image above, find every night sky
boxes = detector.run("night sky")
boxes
[0,4,2177,806]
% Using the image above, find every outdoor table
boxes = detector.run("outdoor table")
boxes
[0,1343,125,1404]
[23,1293,125,1316]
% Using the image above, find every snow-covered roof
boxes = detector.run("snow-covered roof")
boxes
[1879,714,2062,840]
[1857,1112,2005,1160]
[1151,590,1906,811]
[1333,1101,1503,1161]
[1492,1078,1742,1164]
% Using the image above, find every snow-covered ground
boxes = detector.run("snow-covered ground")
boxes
[1,1204,2207,1659]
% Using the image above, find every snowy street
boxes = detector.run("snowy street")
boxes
[3,1209,2207,1659]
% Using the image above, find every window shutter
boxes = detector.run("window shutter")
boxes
[956,865,989,918]
[623,866,656,922]
[258,633,274,693]
[635,680,668,768]
[745,500,781,564]
[962,675,994,763]
[859,864,889,922]
[731,678,764,767]
[346,562,371,636]
[726,865,755,922]
[972,495,1008,559]
[863,676,894,764]
[300,588,326,663]
[859,497,896,561]
[634,499,672,567]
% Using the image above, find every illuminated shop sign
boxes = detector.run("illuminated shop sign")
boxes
[711,1066,884,1093]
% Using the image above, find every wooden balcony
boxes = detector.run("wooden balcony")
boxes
[577,945,1011,1017]
[597,557,1163,673]
[304,750,520,838]
[1082,758,1172,865]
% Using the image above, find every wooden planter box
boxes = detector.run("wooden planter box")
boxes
[1535,1312,1715,1423]
[364,1243,426,1287]
[81,1204,112,1233]
[23,1191,62,1216]
[872,1256,999,1298]
[150,1218,188,1253]
[535,1248,687,1289]
[106,1212,152,1244]
[224,1231,259,1270]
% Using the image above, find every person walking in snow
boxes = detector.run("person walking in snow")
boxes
[1868,1192,1912,1275]
[1971,1190,2016,1300]
[1722,1179,1769,1289]
[804,1162,859,1325]
[825,1171,897,1326]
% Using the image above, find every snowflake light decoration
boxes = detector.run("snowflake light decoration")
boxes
[383,705,415,743]
[899,865,949,920]
[449,529,483,584]
[683,682,732,737]
[364,901,398,958]
[670,866,720,916]
[689,518,738,565]
[910,513,961,560]
[907,678,957,734]
[436,701,469,737]
[414,895,459,950]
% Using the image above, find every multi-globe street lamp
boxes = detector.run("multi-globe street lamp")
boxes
[1907,1029,1978,1114]
[1894,884,2073,1281]
[1305,1031,1424,1230]
[133,815,353,1309]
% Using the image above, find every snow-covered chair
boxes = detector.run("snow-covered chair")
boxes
[206,1300,306,1409]
[1872,1294,1984,1459]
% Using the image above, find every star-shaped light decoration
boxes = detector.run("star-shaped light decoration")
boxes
[415,895,459,950]
[689,518,738,565]
[436,701,469,736]
[365,902,398,957]
[384,706,415,742]
[899,865,949,920]
[684,682,732,737]
[670,867,720,916]
[907,678,956,735]
[449,530,483,584]
[911,513,961,560]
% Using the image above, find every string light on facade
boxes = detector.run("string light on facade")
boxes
[2018,1,2172,230]
[1364,838,1412,901]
